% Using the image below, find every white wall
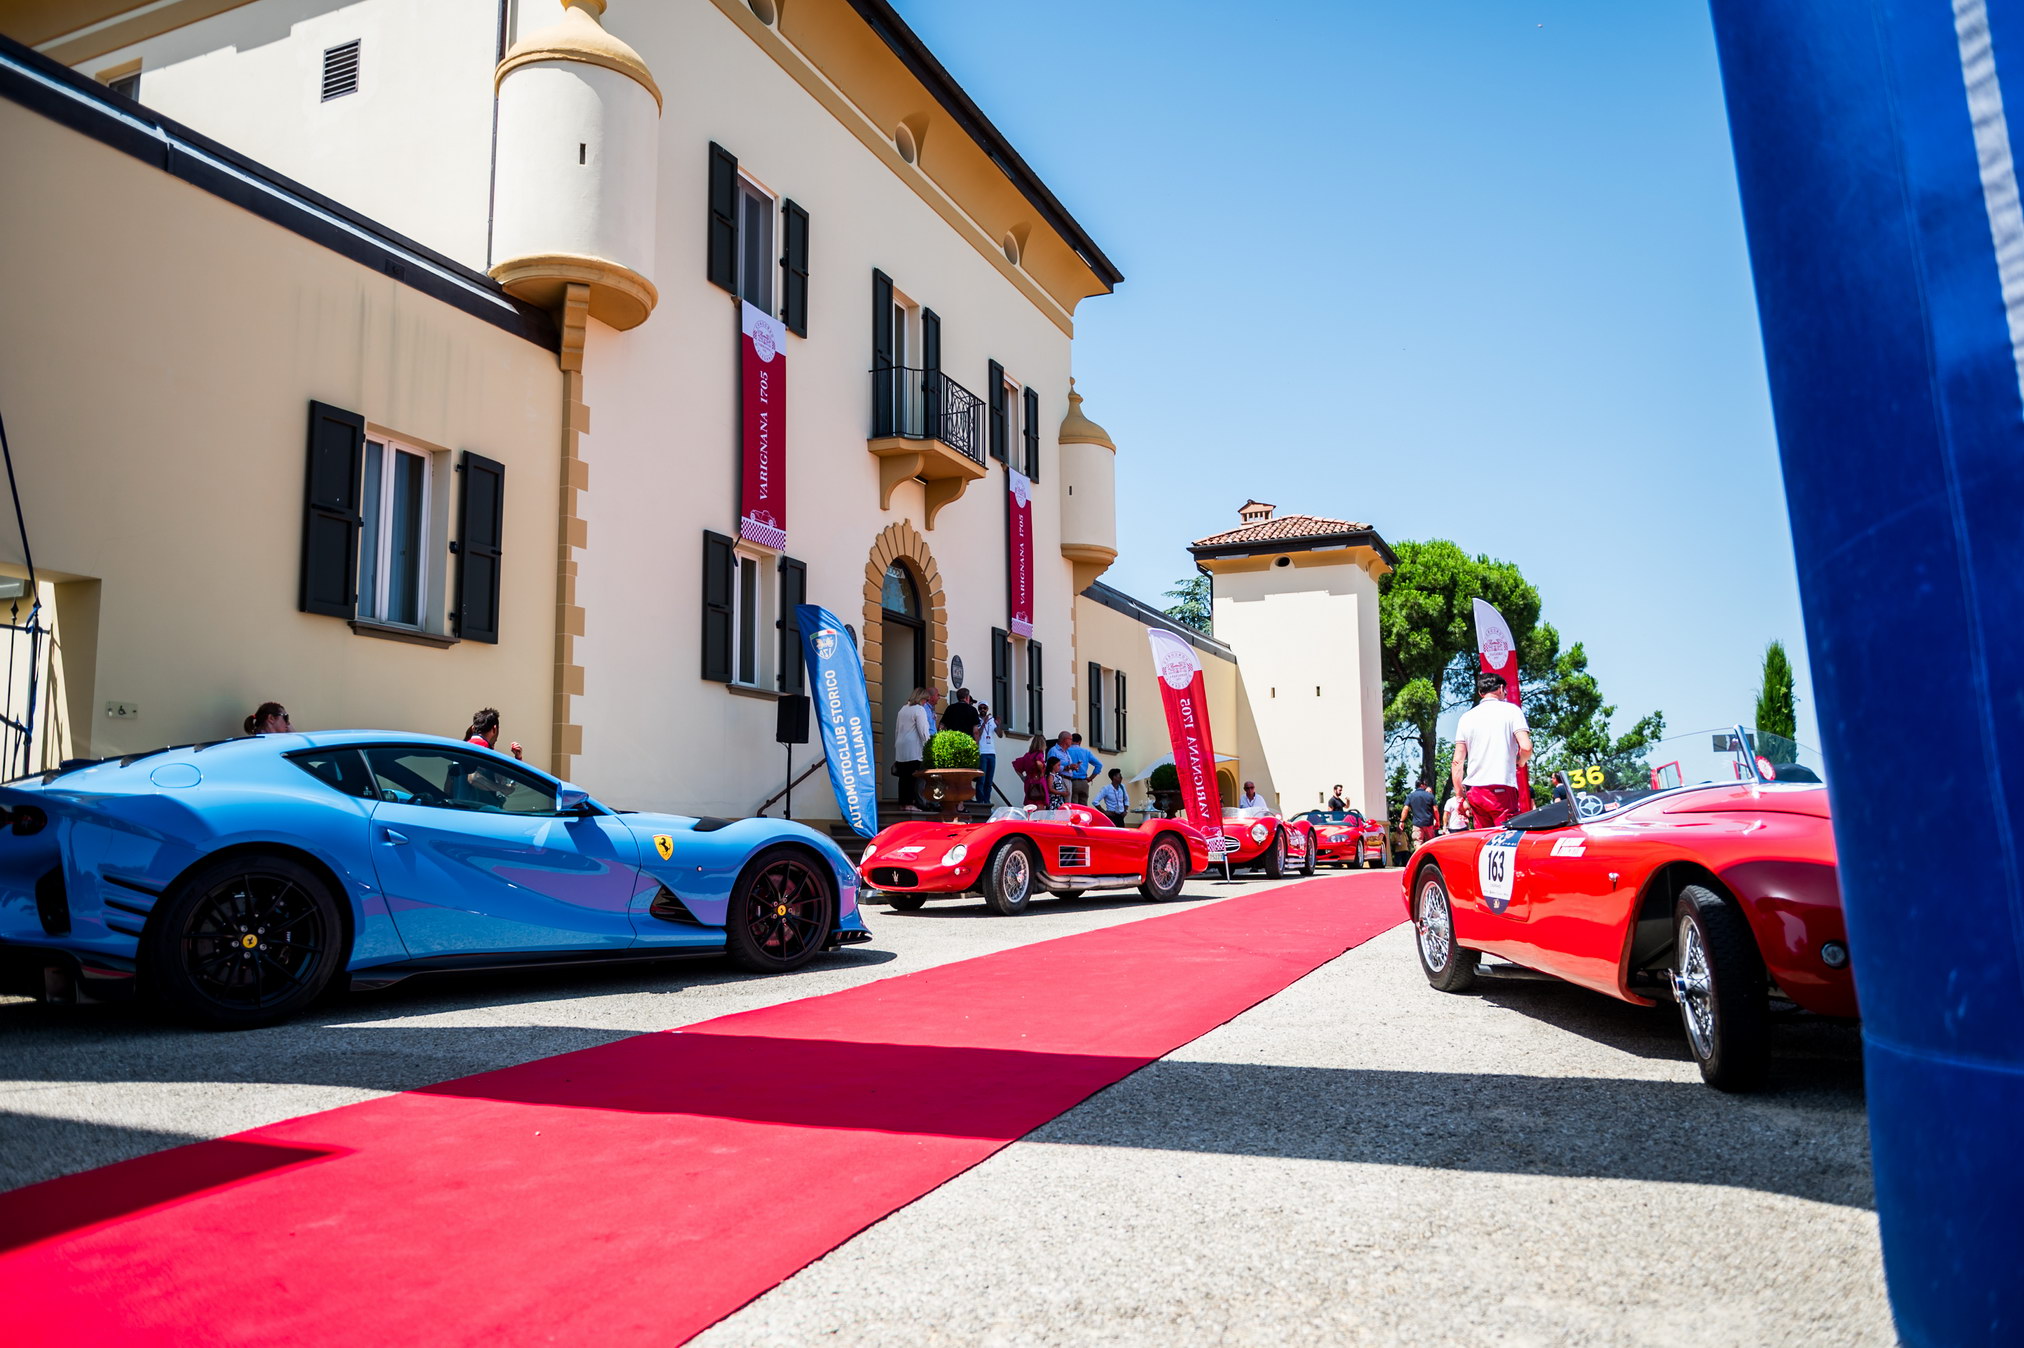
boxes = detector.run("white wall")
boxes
[567,1,1079,817]
[81,0,502,268]
[1212,559,1388,819]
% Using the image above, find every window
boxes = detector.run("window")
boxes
[363,745,565,816]
[738,177,775,312]
[102,67,140,100]
[322,40,361,102]
[702,531,805,691]
[289,748,376,800]
[359,437,434,628]
[992,628,1043,736]
[1087,666,1128,752]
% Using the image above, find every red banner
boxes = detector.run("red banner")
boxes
[1472,598,1520,706]
[1147,628,1229,854]
[739,301,787,551]
[1006,467,1034,638]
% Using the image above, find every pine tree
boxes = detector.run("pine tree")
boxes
[1163,573,1212,633]
[1755,640,1797,742]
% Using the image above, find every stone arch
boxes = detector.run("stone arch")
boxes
[862,520,947,757]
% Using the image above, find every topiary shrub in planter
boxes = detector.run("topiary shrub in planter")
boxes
[926,730,980,770]
[1148,762,1182,816]
[920,730,982,819]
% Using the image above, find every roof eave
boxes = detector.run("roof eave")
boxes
[1188,529,1399,569]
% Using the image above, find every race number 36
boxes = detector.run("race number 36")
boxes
[1478,831,1520,913]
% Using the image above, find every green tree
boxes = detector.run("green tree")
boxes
[1378,540,1554,779]
[1526,641,1666,800]
[1755,640,1797,744]
[1163,572,1212,633]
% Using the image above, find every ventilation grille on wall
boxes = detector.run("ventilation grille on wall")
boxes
[321,40,360,101]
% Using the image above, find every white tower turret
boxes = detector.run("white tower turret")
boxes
[490,0,661,329]
[1058,379,1118,592]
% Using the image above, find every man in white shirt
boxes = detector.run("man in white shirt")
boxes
[1451,671,1533,828]
[1093,768,1130,827]
[1238,781,1266,810]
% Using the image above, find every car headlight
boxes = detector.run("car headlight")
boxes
[862,842,876,860]
[1250,823,1269,843]
[940,845,968,866]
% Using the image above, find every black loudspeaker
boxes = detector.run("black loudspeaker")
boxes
[775,694,811,745]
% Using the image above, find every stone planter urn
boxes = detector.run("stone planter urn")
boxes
[917,768,982,821]
[1152,790,1184,818]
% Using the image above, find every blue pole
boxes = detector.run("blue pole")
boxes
[1707,2,2024,1343]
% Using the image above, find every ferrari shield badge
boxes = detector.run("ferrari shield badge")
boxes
[653,834,675,861]
[1478,830,1521,913]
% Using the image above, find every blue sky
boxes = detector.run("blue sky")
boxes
[894,0,1820,770]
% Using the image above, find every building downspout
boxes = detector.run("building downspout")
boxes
[552,283,590,779]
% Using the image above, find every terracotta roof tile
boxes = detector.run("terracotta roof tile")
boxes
[1190,514,1373,548]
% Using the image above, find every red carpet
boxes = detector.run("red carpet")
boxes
[0,874,1400,1345]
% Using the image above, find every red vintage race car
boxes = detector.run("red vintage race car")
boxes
[860,805,1211,915]
[1299,809,1390,868]
[1217,805,1316,877]
[1402,726,1851,1091]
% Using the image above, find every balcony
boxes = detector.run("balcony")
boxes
[868,365,989,529]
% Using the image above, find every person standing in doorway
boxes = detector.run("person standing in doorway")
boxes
[975,702,999,804]
[1094,768,1130,827]
[941,687,980,739]
[893,687,937,810]
[1452,671,1533,829]
[1404,778,1438,845]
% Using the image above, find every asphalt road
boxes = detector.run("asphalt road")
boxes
[0,870,1891,1345]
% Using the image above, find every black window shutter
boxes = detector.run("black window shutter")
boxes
[300,401,365,618]
[1023,387,1041,480]
[1088,662,1103,750]
[454,450,506,643]
[701,531,735,682]
[778,555,807,694]
[1115,670,1128,752]
[1028,638,1044,738]
[992,627,1011,730]
[987,360,1007,460]
[921,308,942,434]
[707,143,739,293]
[781,199,809,336]
[871,269,895,436]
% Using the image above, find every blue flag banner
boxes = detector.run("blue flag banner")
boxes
[796,604,880,839]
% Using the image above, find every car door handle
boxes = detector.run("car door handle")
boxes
[381,829,409,846]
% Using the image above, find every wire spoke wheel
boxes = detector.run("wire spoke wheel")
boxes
[1412,867,1478,992]
[181,872,329,1011]
[1674,914,1717,1060]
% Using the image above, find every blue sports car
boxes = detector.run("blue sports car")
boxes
[0,731,870,1027]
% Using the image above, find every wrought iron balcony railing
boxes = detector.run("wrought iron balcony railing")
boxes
[870,366,987,465]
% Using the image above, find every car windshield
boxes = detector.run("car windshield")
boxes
[1562,723,1828,821]
[1223,805,1273,820]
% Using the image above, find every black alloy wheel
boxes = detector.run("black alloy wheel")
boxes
[983,840,1037,915]
[1262,829,1287,879]
[1413,865,1479,993]
[1139,835,1187,901]
[146,852,344,1029]
[1671,884,1770,1091]
[727,848,836,973]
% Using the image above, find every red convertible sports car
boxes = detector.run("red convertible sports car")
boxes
[1403,727,1851,1091]
[1218,805,1315,877]
[860,805,1211,915]
[1300,810,1389,868]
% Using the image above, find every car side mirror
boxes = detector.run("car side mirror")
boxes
[556,785,592,814]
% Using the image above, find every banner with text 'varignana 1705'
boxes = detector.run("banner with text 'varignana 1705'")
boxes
[1147,628,1228,854]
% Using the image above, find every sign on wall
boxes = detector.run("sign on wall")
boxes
[740,301,787,550]
[1147,628,1229,854]
[1007,468,1034,638]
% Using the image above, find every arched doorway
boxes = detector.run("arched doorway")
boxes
[861,520,947,785]
[878,560,927,776]
[1217,768,1239,808]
